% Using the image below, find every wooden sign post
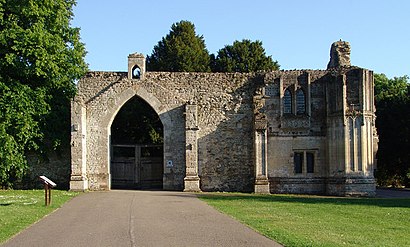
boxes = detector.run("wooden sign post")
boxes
[39,176,57,206]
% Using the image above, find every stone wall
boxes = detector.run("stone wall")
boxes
[71,71,260,191]
[18,149,71,190]
[70,41,377,196]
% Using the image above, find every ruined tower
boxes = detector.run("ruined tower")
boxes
[327,40,351,69]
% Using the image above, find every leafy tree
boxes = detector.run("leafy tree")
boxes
[374,73,408,101]
[0,81,48,187]
[147,20,210,72]
[374,73,410,187]
[212,39,280,72]
[0,0,87,187]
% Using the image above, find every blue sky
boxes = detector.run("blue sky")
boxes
[72,0,409,78]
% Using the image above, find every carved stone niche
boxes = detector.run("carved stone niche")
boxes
[253,88,269,130]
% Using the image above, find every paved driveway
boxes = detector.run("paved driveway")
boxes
[2,190,281,247]
[376,188,410,198]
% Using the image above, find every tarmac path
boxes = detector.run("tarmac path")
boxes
[2,190,281,247]
[376,188,410,198]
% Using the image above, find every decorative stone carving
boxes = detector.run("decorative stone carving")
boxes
[281,116,310,129]
[253,89,268,130]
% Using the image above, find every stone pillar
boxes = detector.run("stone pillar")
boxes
[307,72,311,116]
[253,91,270,194]
[70,100,88,191]
[279,76,284,116]
[254,129,269,193]
[183,102,201,192]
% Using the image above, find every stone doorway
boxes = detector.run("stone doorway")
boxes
[110,96,164,190]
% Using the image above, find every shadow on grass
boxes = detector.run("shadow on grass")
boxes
[198,193,410,208]
[0,203,12,206]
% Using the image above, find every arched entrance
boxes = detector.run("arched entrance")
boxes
[110,96,164,189]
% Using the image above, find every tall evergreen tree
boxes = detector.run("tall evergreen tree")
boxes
[0,0,87,187]
[212,39,279,72]
[147,20,210,72]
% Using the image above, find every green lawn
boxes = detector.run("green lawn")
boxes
[199,193,410,247]
[0,190,78,244]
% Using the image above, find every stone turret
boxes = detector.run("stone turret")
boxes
[327,40,351,69]
[128,53,145,79]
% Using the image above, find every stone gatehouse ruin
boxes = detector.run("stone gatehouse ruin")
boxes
[70,41,378,196]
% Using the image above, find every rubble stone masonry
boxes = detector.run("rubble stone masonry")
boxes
[70,41,377,196]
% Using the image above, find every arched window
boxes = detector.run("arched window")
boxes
[296,89,306,115]
[283,89,292,114]
[132,65,141,79]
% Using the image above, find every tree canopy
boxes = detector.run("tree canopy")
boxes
[374,73,410,187]
[146,20,210,72]
[374,73,409,101]
[0,0,87,187]
[211,39,280,72]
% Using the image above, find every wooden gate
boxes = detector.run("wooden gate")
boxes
[111,145,163,189]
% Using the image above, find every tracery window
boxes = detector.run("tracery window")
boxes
[283,89,292,114]
[296,89,306,115]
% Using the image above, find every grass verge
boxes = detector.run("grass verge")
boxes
[0,190,78,244]
[199,193,410,247]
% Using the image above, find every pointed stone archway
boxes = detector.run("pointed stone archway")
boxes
[70,82,201,191]
[109,95,164,190]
